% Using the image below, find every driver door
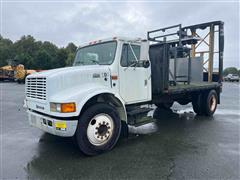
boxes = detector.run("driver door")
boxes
[119,43,150,104]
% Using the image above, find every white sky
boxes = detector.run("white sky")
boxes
[1,0,239,68]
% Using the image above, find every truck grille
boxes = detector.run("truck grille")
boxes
[26,77,47,100]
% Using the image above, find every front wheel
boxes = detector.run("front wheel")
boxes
[75,103,121,156]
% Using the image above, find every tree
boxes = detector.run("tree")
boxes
[54,48,68,68]
[13,35,37,57]
[66,53,76,66]
[65,42,77,66]
[0,34,77,69]
[14,53,34,69]
[0,35,14,66]
[41,41,58,58]
[66,42,77,53]
[223,67,239,76]
[35,50,52,69]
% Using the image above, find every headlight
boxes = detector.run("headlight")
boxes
[50,102,76,113]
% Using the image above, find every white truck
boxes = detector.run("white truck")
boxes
[25,21,224,155]
[224,74,239,82]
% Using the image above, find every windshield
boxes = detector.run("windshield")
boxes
[73,41,117,66]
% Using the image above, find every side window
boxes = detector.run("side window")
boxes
[121,44,140,67]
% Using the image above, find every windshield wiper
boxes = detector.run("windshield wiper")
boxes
[89,59,99,65]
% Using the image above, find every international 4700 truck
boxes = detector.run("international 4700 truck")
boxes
[25,21,224,155]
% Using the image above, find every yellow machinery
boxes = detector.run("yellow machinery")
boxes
[0,64,36,83]
[0,65,15,81]
[14,64,36,83]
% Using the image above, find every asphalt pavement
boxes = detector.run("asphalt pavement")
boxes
[0,82,239,179]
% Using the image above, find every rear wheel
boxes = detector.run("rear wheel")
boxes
[202,90,218,116]
[75,103,121,156]
[192,90,218,116]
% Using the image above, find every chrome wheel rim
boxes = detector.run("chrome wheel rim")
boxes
[209,95,217,112]
[87,113,114,146]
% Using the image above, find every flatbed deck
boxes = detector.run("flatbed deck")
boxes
[152,81,221,104]
[166,82,221,94]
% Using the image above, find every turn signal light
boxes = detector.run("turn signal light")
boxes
[50,102,76,113]
[61,103,76,113]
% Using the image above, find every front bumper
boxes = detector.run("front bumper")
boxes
[27,110,78,137]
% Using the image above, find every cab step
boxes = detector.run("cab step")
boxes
[126,107,154,126]
[127,107,153,116]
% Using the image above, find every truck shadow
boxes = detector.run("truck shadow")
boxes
[24,107,213,179]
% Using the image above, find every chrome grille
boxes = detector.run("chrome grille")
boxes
[26,77,47,100]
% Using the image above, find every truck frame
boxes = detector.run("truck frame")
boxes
[25,21,224,155]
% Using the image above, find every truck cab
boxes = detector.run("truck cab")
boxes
[25,37,152,154]
[25,21,224,155]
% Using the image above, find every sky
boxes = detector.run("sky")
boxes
[1,0,239,68]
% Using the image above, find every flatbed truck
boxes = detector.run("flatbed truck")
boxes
[25,21,224,155]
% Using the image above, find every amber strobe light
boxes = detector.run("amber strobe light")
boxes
[61,103,76,113]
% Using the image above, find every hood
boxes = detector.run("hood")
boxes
[29,65,107,78]
[26,65,111,100]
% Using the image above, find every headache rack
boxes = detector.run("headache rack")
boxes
[147,21,224,95]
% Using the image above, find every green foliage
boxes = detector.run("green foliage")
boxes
[54,48,68,68]
[223,67,239,76]
[66,53,76,66]
[0,35,14,66]
[0,35,78,70]
[35,50,52,69]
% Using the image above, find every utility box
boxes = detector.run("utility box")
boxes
[169,57,203,82]
[149,43,169,95]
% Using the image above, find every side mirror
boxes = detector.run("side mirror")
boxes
[142,60,150,68]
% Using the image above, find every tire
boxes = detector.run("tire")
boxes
[155,102,173,109]
[202,90,218,116]
[120,121,129,138]
[192,94,203,115]
[75,103,121,156]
